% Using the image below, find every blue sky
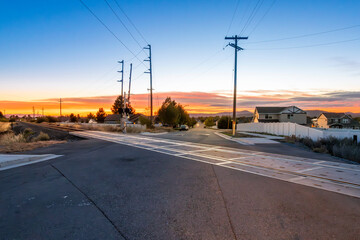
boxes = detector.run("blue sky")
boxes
[1,0,360,102]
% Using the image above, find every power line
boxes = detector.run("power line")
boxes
[247,37,360,50]
[247,0,277,36]
[225,0,241,36]
[113,0,149,45]
[78,0,145,66]
[239,0,265,35]
[247,24,360,44]
[104,0,146,53]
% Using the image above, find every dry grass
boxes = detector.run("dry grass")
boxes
[33,132,50,141]
[0,122,11,133]
[0,140,65,153]
[0,132,26,145]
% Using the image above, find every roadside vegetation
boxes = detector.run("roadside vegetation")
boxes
[284,135,360,163]
[157,97,196,128]
[0,125,64,153]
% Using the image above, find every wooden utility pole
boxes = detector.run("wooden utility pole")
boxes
[144,44,153,122]
[128,63,132,103]
[117,60,124,101]
[224,35,248,136]
[59,98,62,117]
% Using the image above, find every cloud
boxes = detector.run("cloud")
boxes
[2,90,360,115]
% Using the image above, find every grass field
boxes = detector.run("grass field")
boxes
[0,122,11,133]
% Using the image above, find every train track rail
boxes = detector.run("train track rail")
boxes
[27,122,85,132]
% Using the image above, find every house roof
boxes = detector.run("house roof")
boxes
[255,107,287,114]
[104,114,121,121]
[321,112,347,119]
[128,113,144,123]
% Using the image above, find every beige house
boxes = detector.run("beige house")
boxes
[316,113,359,129]
[253,106,307,124]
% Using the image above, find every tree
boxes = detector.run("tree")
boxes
[0,111,4,118]
[111,96,135,116]
[158,97,180,126]
[217,116,232,129]
[96,108,107,123]
[111,96,124,114]
[187,117,197,128]
[204,117,215,127]
[87,113,95,120]
[69,113,77,122]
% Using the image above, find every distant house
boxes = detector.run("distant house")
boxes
[253,106,307,125]
[316,113,360,129]
[104,114,121,124]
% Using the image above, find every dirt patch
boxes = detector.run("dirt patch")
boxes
[0,140,66,153]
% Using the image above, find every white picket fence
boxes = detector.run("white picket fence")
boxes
[237,122,360,142]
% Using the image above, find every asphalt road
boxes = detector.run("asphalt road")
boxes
[150,126,346,162]
[1,128,360,239]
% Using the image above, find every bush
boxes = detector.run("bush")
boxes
[204,117,215,127]
[34,132,50,141]
[139,116,153,129]
[36,117,46,123]
[23,128,35,140]
[0,132,26,145]
[217,116,232,129]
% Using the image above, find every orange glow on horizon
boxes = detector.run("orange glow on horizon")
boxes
[1,91,360,116]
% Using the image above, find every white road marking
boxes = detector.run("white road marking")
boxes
[297,166,323,173]
[72,131,360,198]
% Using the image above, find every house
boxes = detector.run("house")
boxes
[316,113,360,129]
[104,114,121,124]
[253,106,307,124]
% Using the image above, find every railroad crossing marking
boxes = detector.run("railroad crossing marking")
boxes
[72,131,360,198]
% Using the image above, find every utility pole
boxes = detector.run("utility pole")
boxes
[128,63,132,103]
[117,60,124,101]
[32,106,35,119]
[224,35,248,136]
[59,98,62,117]
[42,107,44,117]
[144,44,153,122]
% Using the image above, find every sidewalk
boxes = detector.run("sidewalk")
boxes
[0,154,62,171]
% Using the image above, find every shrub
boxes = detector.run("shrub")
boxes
[217,116,232,129]
[23,128,35,140]
[36,117,46,123]
[204,117,215,127]
[139,116,153,129]
[313,145,328,153]
[34,132,50,141]
[0,132,26,145]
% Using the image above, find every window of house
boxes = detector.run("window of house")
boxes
[343,118,350,123]
[265,114,269,119]
[287,114,291,119]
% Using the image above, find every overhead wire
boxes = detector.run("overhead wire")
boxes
[247,0,277,36]
[247,37,360,50]
[239,0,265,35]
[246,24,360,44]
[113,0,149,45]
[78,0,147,68]
[103,0,147,55]
[225,0,241,36]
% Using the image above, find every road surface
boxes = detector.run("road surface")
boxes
[1,127,359,239]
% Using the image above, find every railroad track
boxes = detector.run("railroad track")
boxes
[28,122,85,132]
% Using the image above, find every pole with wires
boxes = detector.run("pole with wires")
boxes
[128,63,132,103]
[225,35,248,136]
[144,44,153,123]
[117,60,124,101]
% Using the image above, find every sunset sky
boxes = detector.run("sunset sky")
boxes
[1,0,360,116]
